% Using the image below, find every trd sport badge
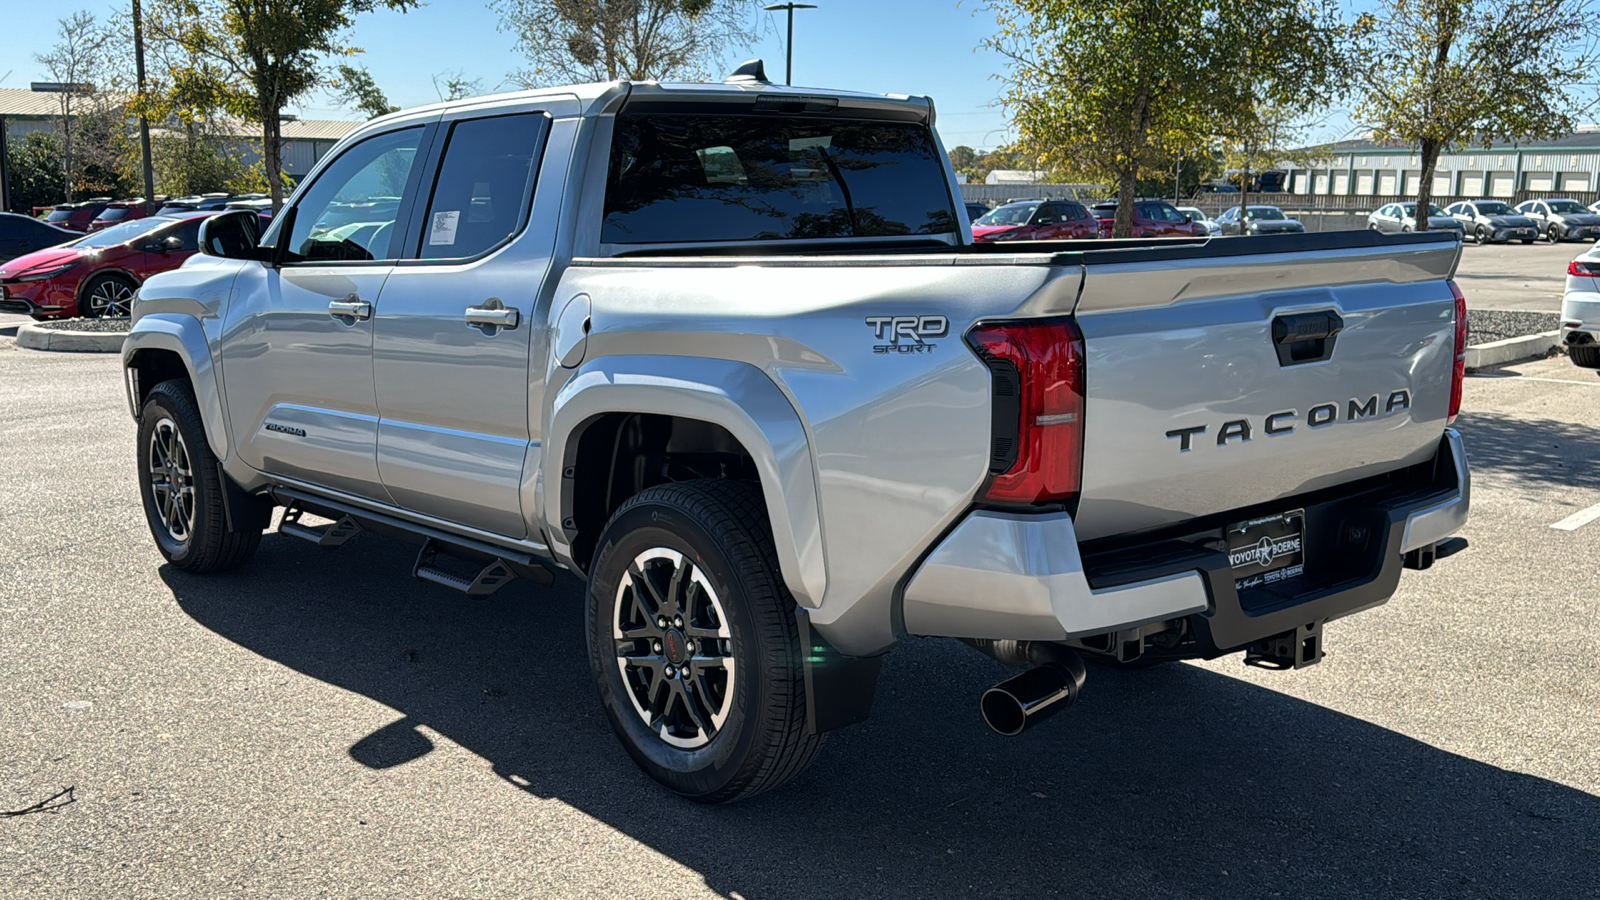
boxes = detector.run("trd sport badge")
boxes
[866,315,948,354]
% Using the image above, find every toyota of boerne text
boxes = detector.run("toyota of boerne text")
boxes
[121,61,1471,803]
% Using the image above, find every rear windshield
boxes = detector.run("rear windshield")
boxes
[45,209,76,222]
[97,208,131,221]
[602,115,957,245]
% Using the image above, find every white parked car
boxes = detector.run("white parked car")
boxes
[1176,206,1221,237]
[1563,243,1600,368]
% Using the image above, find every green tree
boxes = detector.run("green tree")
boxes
[5,132,68,213]
[431,70,483,102]
[1355,0,1600,230]
[985,0,1348,237]
[947,145,979,173]
[147,0,418,211]
[334,63,399,119]
[491,0,761,87]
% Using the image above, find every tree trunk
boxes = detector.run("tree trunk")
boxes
[1416,137,1440,231]
[264,114,284,212]
[1115,168,1137,238]
[61,107,75,203]
[1239,150,1251,236]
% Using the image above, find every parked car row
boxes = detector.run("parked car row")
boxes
[969,198,1308,241]
[1369,197,1600,245]
[0,211,221,320]
[32,193,272,234]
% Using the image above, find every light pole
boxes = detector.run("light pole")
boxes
[763,3,817,86]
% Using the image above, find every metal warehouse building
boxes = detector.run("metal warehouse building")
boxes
[1279,132,1600,201]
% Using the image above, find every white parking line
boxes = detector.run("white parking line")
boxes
[1551,501,1600,531]
[1468,375,1600,387]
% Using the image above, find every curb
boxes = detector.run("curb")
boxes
[15,323,126,353]
[1464,330,1560,370]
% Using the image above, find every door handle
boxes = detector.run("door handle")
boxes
[328,297,371,321]
[464,305,519,329]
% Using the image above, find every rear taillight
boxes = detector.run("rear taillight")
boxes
[966,319,1086,505]
[1569,259,1600,276]
[1449,281,1467,424]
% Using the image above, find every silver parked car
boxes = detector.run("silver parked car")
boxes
[1444,200,1538,244]
[1215,205,1305,235]
[1367,202,1465,235]
[1514,198,1600,243]
[1175,205,1222,237]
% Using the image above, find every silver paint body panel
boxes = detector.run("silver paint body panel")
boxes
[125,79,1472,659]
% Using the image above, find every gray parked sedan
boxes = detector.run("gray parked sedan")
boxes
[1215,205,1305,235]
[1367,202,1465,235]
[1444,199,1539,244]
[1514,198,1600,243]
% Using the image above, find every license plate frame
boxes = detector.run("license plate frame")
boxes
[1226,509,1307,593]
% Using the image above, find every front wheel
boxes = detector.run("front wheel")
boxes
[586,479,824,803]
[1474,225,1489,244]
[137,380,264,572]
[80,272,138,318]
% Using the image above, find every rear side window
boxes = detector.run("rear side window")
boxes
[602,115,957,245]
[418,113,548,260]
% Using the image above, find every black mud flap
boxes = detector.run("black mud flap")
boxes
[795,608,884,735]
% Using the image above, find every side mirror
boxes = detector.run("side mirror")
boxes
[197,210,264,261]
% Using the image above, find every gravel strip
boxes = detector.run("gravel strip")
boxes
[1467,309,1559,344]
[32,317,133,333]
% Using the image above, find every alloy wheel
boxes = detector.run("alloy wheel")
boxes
[147,417,196,543]
[612,547,736,749]
[88,278,136,317]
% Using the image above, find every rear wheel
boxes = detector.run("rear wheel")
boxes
[1571,345,1600,368]
[80,272,137,318]
[137,380,264,572]
[586,479,824,803]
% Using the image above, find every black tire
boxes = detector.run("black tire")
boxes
[137,380,263,572]
[1571,345,1600,368]
[1548,226,1564,243]
[1401,224,1412,233]
[586,479,824,803]
[1474,225,1489,244]
[79,272,138,318]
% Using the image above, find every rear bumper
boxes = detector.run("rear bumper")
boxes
[902,429,1469,654]
[1562,290,1600,340]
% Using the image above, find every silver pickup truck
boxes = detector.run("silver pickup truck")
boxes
[124,66,1470,803]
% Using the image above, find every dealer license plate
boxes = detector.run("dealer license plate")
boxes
[1226,510,1306,592]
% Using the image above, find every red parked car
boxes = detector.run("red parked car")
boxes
[0,211,214,319]
[88,198,165,231]
[1090,200,1209,239]
[40,198,114,232]
[971,199,1100,242]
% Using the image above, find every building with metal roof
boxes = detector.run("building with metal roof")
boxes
[1278,133,1600,202]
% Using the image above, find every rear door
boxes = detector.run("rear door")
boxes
[371,104,559,538]
[1069,236,1462,540]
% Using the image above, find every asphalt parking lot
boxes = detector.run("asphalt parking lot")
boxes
[1453,236,1585,313]
[3,237,1598,898]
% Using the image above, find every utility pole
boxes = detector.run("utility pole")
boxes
[133,0,155,203]
[763,3,817,86]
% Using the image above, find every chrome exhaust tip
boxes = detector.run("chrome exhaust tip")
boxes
[979,654,1087,736]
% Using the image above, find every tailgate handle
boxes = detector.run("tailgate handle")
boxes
[1271,310,1342,366]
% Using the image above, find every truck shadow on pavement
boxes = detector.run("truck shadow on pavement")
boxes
[1455,410,1600,490]
[164,537,1600,900]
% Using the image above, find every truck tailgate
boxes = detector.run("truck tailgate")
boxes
[1068,235,1462,542]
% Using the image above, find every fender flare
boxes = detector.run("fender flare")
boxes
[544,355,827,609]
[122,314,230,460]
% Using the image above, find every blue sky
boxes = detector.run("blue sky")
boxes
[0,0,1361,150]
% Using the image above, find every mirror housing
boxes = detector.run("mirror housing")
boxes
[198,210,265,261]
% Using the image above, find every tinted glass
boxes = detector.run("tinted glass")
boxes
[45,210,75,223]
[418,113,546,260]
[1476,201,1513,215]
[603,115,957,244]
[173,217,205,252]
[1251,207,1286,220]
[98,208,132,222]
[1549,200,1588,213]
[1062,202,1088,221]
[281,127,423,262]
[975,202,1038,226]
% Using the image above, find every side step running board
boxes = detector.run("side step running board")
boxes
[279,505,362,547]
[413,538,517,596]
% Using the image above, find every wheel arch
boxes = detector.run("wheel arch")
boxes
[544,355,826,609]
[123,314,230,460]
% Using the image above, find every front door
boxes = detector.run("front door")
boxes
[220,125,431,501]
[372,109,555,538]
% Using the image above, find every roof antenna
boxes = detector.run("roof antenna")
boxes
[725,59,771,85]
